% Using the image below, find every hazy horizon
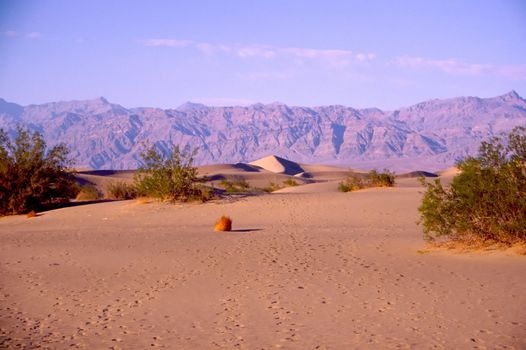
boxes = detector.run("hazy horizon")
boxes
[0,90,522,112]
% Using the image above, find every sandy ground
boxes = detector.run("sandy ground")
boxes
[1,163,525,349]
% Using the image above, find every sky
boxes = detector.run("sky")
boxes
[0,0,525,110]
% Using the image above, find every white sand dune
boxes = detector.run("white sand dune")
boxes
[1,171,525,349]
[249,155,305,175]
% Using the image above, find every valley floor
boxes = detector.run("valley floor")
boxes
[0,180,525,349]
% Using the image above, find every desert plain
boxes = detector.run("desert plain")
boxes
[0,157,525,349]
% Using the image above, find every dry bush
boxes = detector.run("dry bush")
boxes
[214,215,232,231]
[261,181,282,193]
[106,181,137,200]
[75,184,101,201]
[196,185,215,202]
[27,210,37,218]
[338,175,367,192]
[339,170,395,192]
[283,178,298,187]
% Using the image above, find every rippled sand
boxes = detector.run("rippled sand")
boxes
[1,177,525,349]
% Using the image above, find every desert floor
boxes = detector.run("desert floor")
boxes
[0,168,525,349]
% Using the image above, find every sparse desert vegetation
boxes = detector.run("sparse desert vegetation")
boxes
[338,170,395,192]
[219,177,250,193]
[282,177,298,187]
[1,147,526,350]
[75,184,101,201]
[2,165,525,349]
[0,126,78,215]
[261,181,282,193]
[260,178,300,192]
[338,175,367,192]
[419,126,526,245]
[368,169,396,187]
[134,145,213,202]
[106,180,137,200]
[2,2,526,348]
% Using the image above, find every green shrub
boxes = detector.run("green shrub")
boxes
[419,126,526,245]
[106,180,137,200]
[369,169,395,187]
[75,184,101,201]
[0,126,77,215]
[134,145,211,202]
[338,175,367,192]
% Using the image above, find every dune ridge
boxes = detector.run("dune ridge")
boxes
[249,155,305,175]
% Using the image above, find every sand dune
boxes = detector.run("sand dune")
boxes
[1,162,524,349]
[0,187,523,349]
[249,155,305,175]
[75,157,438,196]
[75,170,135,190]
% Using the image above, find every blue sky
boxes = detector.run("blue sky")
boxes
[0,0,525,109]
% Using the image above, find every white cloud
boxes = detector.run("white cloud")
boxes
[233,45,375,65]
[394,56,526,79]
[236,46,276,59]
[283,47,352,59]
[195,42,232,55]
[356,53,376,62]
[142,38,193,47]
[141,37,375,66]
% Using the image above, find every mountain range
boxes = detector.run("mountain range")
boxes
[0,91,525,172]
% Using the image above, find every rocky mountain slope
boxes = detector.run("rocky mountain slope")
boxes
[0,91,525,171]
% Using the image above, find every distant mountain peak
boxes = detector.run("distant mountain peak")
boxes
[177,102,208,111]
[0,98,23,116]
[65,96,110,104]
[499,90,521,101]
